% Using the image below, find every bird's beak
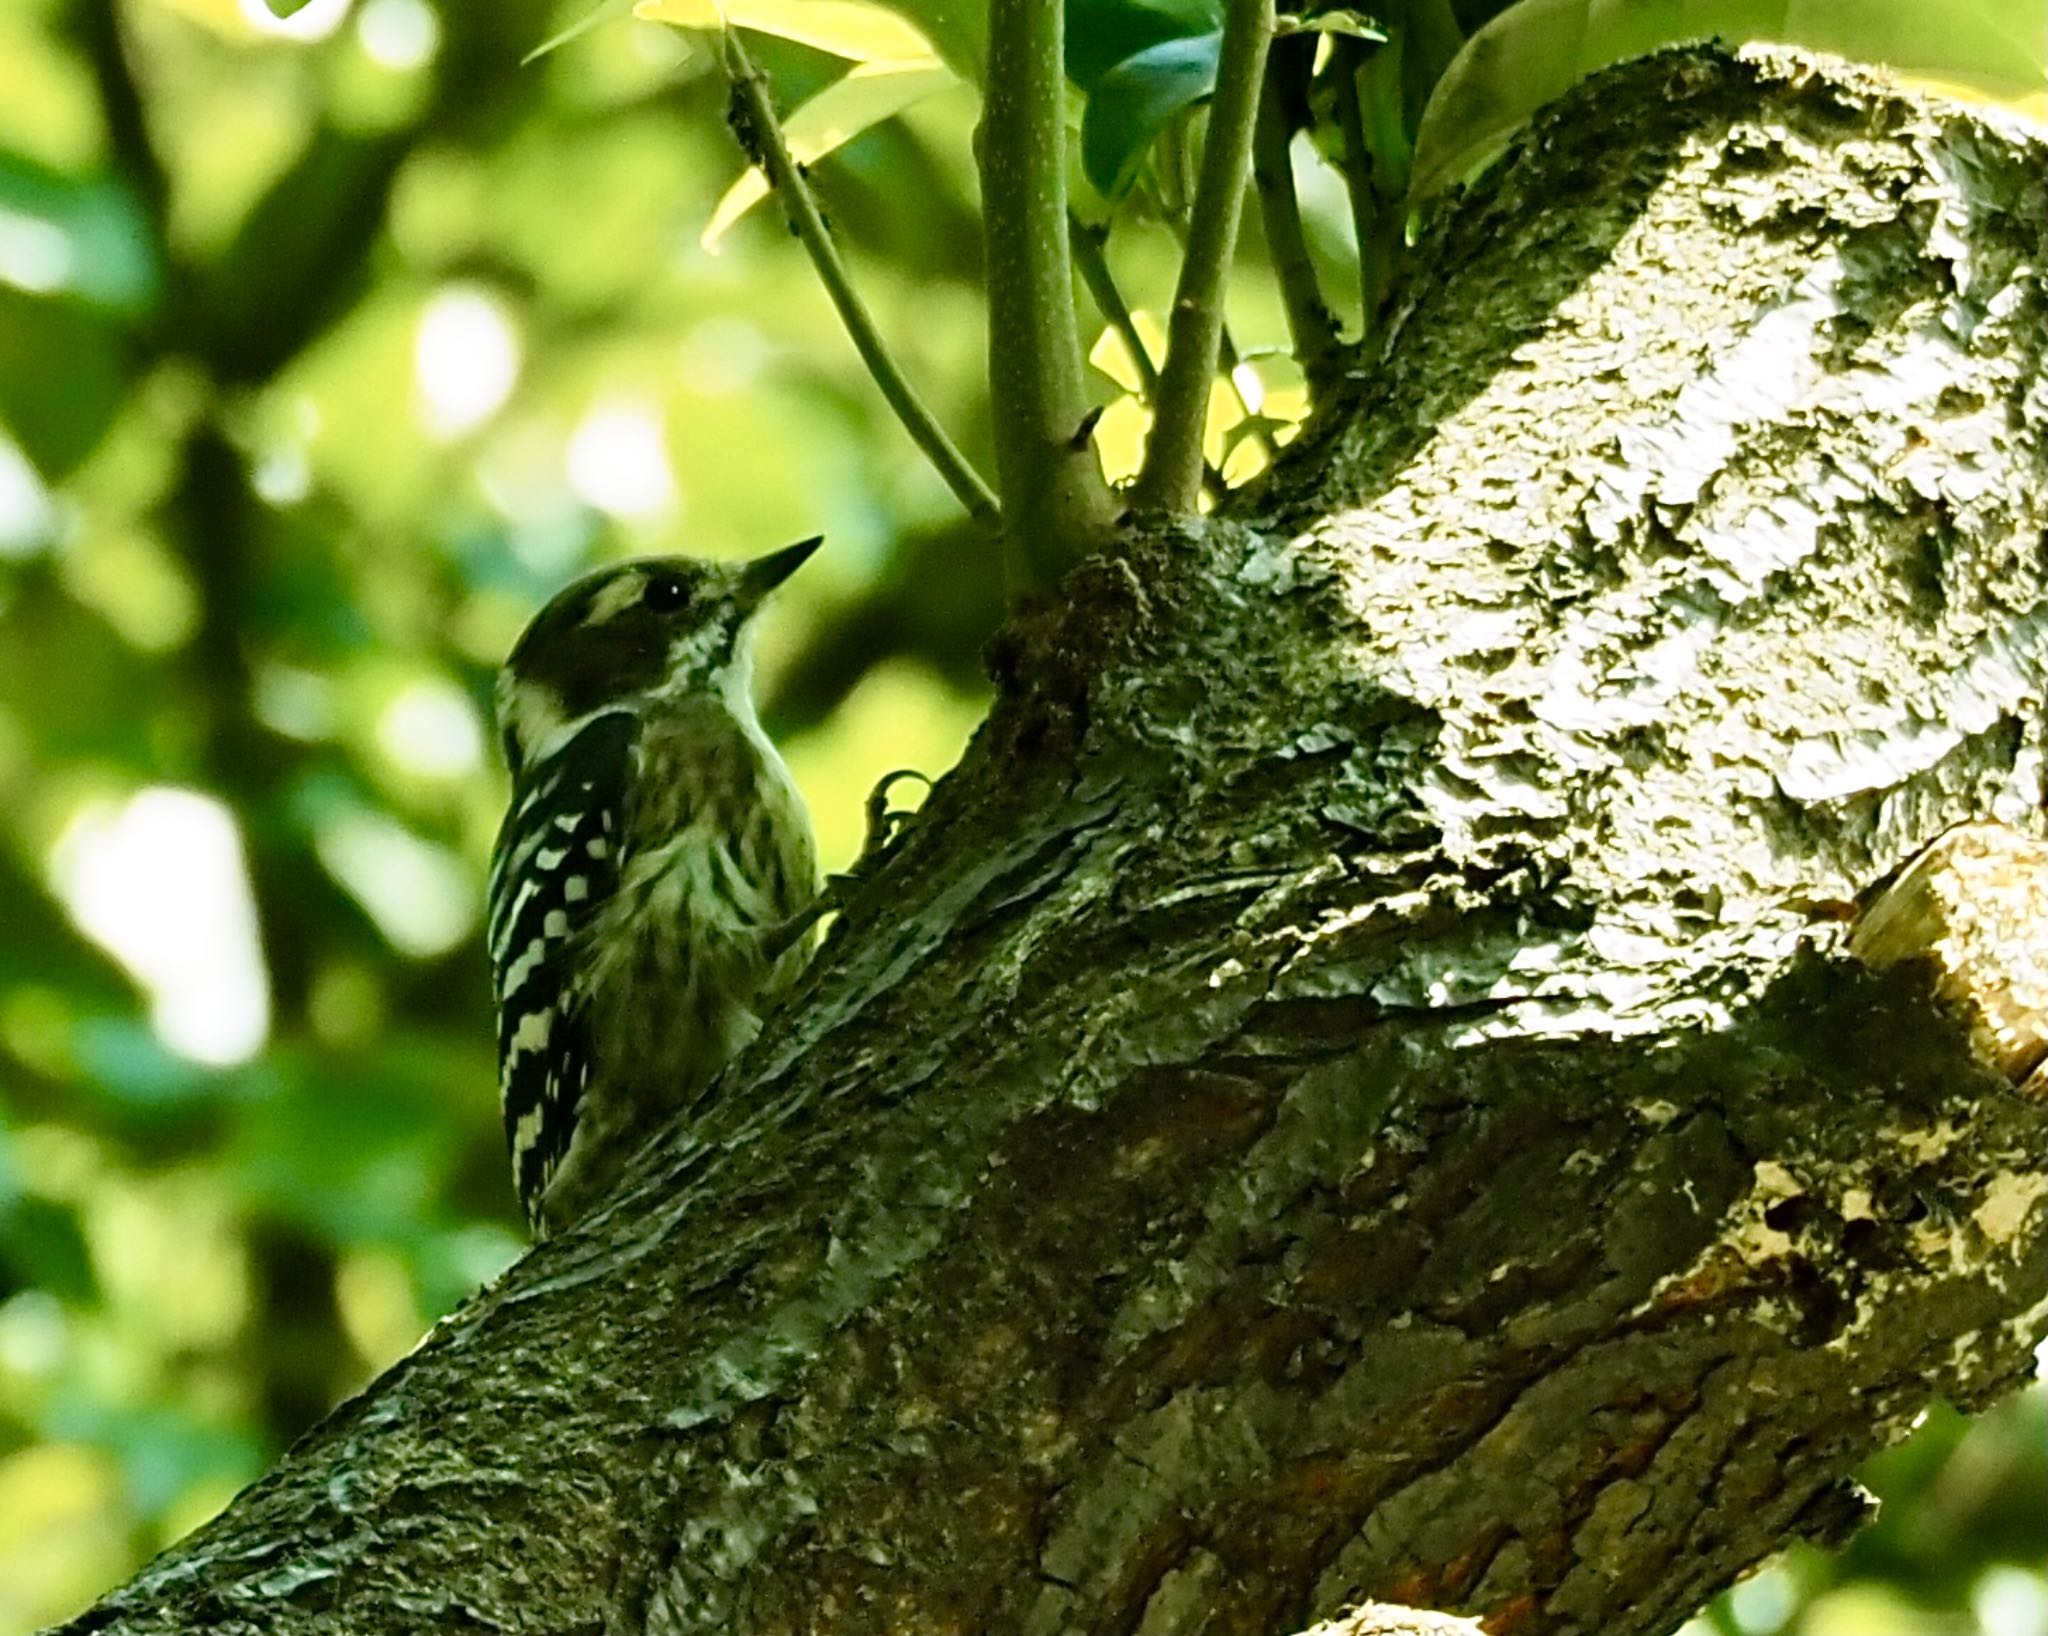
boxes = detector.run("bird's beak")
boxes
[739,535,823,607]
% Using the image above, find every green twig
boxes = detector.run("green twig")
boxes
[1138,177,1272,471]
[1253,38,1343,397]
[981,0,1115,595]
[1331,36,1384,341]
[74,0,169,225]
[1132,0,1276,514]
[720,31,1000,533]
[1070,217,1160,398]
[1071,216,1228,503]
[1334,31,1418,343]
[1211,323,1274,466]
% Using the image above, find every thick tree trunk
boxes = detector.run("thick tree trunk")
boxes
[61,47,2048,1636]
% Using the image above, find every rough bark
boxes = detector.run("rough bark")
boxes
[59,46,2048,1636]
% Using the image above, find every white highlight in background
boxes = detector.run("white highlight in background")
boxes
[566,398,680,522]
[0,433,57,557]
[1974,1566,2048,1636]
[414,286,522,439]
[0,208,72,296]
[51,789,271,1066]
[357,0,438,69]
[377,678,485,779]
[315,811,473,958]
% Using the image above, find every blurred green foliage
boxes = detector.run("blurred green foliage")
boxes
[0,2,2037,1632]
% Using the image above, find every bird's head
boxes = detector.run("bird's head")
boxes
[495,537,820,778]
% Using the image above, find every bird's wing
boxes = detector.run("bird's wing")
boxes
[486,708,636,1229]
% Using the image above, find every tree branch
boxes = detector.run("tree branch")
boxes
[1253,36,1344,397]
[1331,36,1388,343]
[71,0,169,227]
[1211,318,1277,469]
[1071,217,1160,399]
[1132,0,1277,513]
[981,0,1116,594]
[720,31,999,533]
[54,50,2048,1636]
[1075,220,1213,499]
[1071,218,1232,504]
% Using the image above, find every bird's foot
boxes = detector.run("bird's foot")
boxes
[761,769,932,963]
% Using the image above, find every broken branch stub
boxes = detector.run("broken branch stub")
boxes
[1850,822,2048,1091]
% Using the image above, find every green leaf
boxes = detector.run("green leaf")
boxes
[523,0,636,65]
[1411,0,2048,201]
[43,1400,265,1517]
[633,0,986,77]
[0,1195,98,1305]
[866,0,986,77]
[1067,0,1222,92]
[69,1016,229,1111]
[702,58,960,247]
[259,0,320,14]
[1357,20,1413,197]
[1081,30,1224,198]
[229,1053,456,1243]
[0,290,126,477]
[1274,9,1386,42]
[0,156,161,315]
[635,0,942,64]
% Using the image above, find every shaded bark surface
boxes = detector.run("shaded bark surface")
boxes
[61,48,2048,1636]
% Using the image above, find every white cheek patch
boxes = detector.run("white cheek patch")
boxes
[500,675,568,769]
[584,572,649,626]
[718,624,761,723]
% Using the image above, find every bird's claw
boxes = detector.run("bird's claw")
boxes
[861,767,932,862]
[805,768,932,924]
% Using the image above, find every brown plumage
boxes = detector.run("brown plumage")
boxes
[489,541,820,1235]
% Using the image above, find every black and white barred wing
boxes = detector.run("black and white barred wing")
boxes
[487,709,635,1228]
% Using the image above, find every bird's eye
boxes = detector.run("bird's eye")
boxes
[643,574,690,614]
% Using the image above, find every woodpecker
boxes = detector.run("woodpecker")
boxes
[487,540,821,1236]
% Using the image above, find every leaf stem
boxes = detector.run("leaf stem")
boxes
[981,0,1116,596]
[1334,31,1420,345]
[1072,217,1230,502]
[1211,322,1273,465]
[1252,37,1342,397]
[1070,216,1160,397]
[719,30,1000,533]
[1131,0,1275,514]
[1331,36,1384,343]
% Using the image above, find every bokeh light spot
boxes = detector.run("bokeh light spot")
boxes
[357,0,438,70]
[566,398,680,522]
[49,789,271,1067]
[0,209,73,296]
[314,810,474,957]
[677,316,768,398]
[1974,1566,2048,1636]
[376,678,485,780]
[334,1249,419,1372]
[0,433,58,558]
[413,285,522,440]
